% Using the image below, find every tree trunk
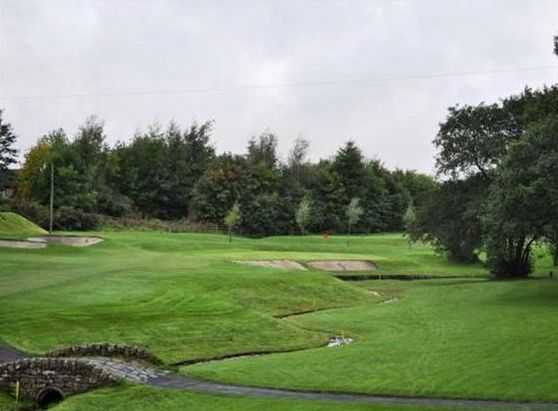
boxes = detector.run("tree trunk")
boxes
[49,162,54,234]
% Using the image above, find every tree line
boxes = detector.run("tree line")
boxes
[2,38,557,278]
[0,114,435,236]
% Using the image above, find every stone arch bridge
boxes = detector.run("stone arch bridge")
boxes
[0,358,116,407]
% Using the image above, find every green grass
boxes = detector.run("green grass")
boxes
[0,393,12,410]
[51,385,489,411]
[0,212,47,239]
[1,231,557,407]
[186,278,558,401]
[0,392,31,411]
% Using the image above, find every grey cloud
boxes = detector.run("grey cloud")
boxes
[1,0,557,173]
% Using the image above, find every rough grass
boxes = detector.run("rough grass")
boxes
[0,392,31,410]
[0,212,47,239]
[0,393,11,409]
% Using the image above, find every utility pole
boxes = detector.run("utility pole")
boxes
[49,162,54,234]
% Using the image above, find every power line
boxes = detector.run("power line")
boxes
[1,64,557,101]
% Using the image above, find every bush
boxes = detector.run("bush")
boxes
[4,200,50,230]
[98,215,223,233]
[54,207,99,231]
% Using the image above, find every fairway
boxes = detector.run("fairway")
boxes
[1,231,557,410]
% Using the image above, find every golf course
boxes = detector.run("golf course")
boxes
[2,3,558,410]
[1,212,557,410]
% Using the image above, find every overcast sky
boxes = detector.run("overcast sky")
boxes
[1,0,557,173]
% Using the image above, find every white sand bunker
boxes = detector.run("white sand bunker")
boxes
[234,260,307,271]
[306,260,377,272]
[28,235,104,247]
[0,239,47,249]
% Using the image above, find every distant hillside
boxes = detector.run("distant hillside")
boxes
[0,212,47,238]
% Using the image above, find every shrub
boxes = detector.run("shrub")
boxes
[5,200,50,230]
[54,207,99,231]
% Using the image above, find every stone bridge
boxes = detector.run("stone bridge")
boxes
[0,358,117,407]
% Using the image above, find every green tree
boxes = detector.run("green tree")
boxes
[403,203,416,248]
[359,160,388,232]
[114,125,170,217]
[288,137,310,171]
[224,202,241,243]
[403,203,416,232]
[165,121,215,218]
[545,226,558,267]
[295,195,312,235]
[409,176,484,262]
[346,197,363,236]
[483,117,558,277]
[434,103,518,180]
[392,169,438,209]
[247,132,278,168]
[333,141,367,201]
[192,154,246,224]
[308,160,345,232]
[17,141,51,201]
[0,110,18,191]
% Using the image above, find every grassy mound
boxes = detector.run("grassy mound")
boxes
[0,212,47,239]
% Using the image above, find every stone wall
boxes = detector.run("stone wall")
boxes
[46,343,162,364]
[0,358,116,401]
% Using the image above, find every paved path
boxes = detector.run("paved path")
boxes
[1,343,557,410]
[0,344,25,363]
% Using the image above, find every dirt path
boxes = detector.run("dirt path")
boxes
[1,343,556,410]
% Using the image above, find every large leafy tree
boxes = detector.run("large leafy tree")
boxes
[164,121,215,218]
[415,96,541,265]
[0,110,18,191]
[114,125,170,218]
[483,117,558,277]
[191,153,247,224]
[434,103,518,180]
[247,132,278,168]
[409,176,485,262]
[113,121,214,219]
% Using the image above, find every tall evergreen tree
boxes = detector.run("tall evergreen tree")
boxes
[0,110,18,191]
[332,141,367,202]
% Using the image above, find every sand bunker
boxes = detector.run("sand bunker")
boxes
[28,235,104,247]
[306,260,377,272]
[234,260,307,271]
[0,239,47,249]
